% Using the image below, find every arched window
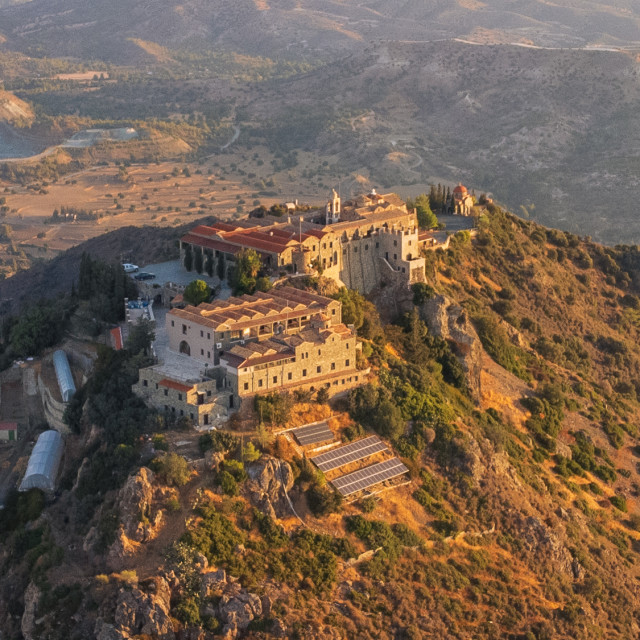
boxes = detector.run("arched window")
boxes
[179,340,191,356]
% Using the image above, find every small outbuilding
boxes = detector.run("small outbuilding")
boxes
[19,430,63,492]
[0,422,17,442]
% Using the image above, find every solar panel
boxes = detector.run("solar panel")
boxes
[331,458,409,497]
[292,421,334,447]
[310,436,388,473]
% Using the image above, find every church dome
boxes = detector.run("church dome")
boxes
[453,184,468,196]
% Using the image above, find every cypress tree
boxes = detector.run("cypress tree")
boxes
[194,246,203,274]
[184,244,193,271]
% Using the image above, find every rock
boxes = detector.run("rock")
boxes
[556,440,573,460]
[113,577,174,639]
[204,450,225,471]
[271,618,287,637]
[94,620,130,640]
[421,294,483,401]
[515,514,574,577]
[423,427,436,445]
[246,456,294,519]
[118,467,164,543]
[201,569,227,598]
[261,595,272,617]
[21,582,40,640]
[195,553,209,570]
[218,591,262,637]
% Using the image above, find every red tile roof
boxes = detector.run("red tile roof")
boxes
[0,422,17,431]
[181,233,242,254]
[111,327,123,351]
[158,378,194,392]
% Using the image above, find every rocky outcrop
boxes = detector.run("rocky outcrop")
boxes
[198,567,264,638]
[20,582,40,640]
[245,456,294,519]
[96,576,174,640]
[421,294,483,401]
[218,591,262,638]
[118,467,164,543]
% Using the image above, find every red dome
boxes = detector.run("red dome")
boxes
[453,184,468,196]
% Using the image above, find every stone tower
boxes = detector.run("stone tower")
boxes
[325,189,341,225]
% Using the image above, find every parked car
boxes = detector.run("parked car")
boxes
[122,263,139,273]
[134,272,156,280]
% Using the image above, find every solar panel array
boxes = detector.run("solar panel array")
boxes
[310,436,388,473]
[331,458,409,497]
[292,421,334,447]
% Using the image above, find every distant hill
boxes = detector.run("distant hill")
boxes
[245,40,640,244]
[1,0,639,63]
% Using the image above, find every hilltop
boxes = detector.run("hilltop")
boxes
[1,0,639,63]
[2,205,640,637]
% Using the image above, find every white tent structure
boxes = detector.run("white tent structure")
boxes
[53,350,76,402]
[19,430,63,492]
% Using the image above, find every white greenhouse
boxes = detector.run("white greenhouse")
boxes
[53,349,76,402]
[19,430,64,492]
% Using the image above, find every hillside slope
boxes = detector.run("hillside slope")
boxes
[1,0,639,63]
[245,40,640,244]
[3,207,640,638]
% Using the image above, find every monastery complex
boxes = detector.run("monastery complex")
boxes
[180,190,428,294]
[133,189,476,428]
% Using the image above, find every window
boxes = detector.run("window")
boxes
[394,240,397,246]
[331,362,335,370]
[164,405,168,411]
[323,243,326,249]
[201,349,204,355]
[178,393,182,401]
[273,376,277,383]
[288,372,292,380]
[207,352,210,359]
[302,369,307,377]
[365,244,369,250]
[332,308,336,315]
[244,382,249,390]
[180,410,184,416]
[190,413,194,420]
[164,389,168,396]
[143,379,148,387]
[394,254,397,260]
[353,247,358,253]
[155,383,158,389]
[317,365,322,373]
[376,242,379,248]
[171,320,175,327]
[258,379,263,388]
[329,242,333,248]
[182,324,187,334]
[318,349,321,355]
[346,359,350,367]
[207,390,212,396]
[200,330,203,337]
[207,332,210,339]
[346,343,350,348]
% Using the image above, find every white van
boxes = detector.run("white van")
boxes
[122,263,139,273]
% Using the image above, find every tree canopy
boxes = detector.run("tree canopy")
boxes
[183,280,212,306]
[232,248,263,295]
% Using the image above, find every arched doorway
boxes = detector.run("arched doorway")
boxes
[179,340,191,356]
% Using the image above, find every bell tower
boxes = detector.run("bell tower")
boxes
[325,188,341,225]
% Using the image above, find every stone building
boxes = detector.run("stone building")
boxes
[180,190,427,294]
[221,317,363,399]
[166,286,341,367]
[133,287,364,428]
[453,184,474,216]
[132,367,232,428]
